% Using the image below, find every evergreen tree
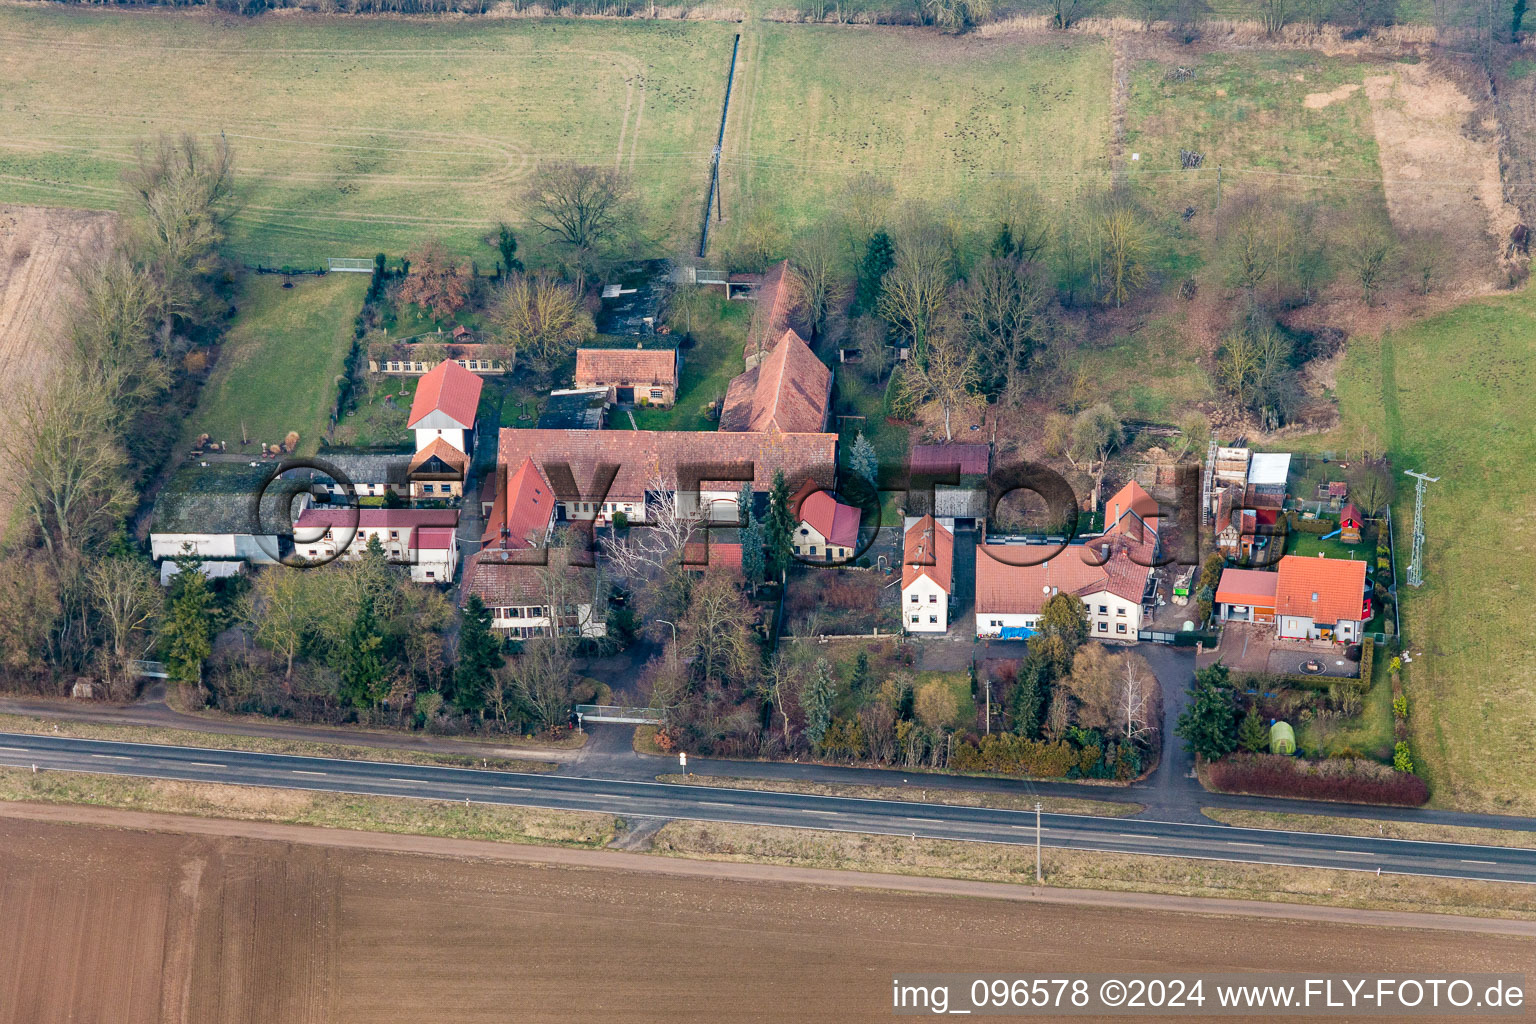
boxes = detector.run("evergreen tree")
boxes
[765,470,796,580]
[162,556,213,684]
[1176,664,1238,761]
[1027,593,1089,677]
[496,222,524,275]
[1008,652,1049,738]
[335,595,386,709]
[802,657,835,749]
[850,651,871,695]
[848,431,879,488]
[856,230,895,311]
[735,483,755,527]
[1237,703,1268,753]
[453,595,502,713]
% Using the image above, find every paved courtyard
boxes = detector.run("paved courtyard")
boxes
[1202,621,1359,680]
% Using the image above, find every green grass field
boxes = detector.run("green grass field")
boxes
[189,272,369,454]
[630,292,751,430]
[1301,286,1536,814]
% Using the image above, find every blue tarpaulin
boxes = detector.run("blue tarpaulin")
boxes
[998,626,1036,641]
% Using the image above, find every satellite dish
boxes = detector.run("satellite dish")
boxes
[1042,585,1051,593]
[1181,620,1195,631]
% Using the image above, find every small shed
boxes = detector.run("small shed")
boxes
[1269,720,1296,755]
[1338,502,1363,545]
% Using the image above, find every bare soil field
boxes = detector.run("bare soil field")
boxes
[0,205,113,538]
[2,809,1534,1024]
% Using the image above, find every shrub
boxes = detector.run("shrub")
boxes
[1393,741,1414,773]
[949,733,1080,778]
[1392,693,1408,719]
[1207,753,1429,806]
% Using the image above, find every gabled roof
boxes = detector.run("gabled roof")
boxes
[574,347,678,386]
[974,534,1154,616]
[719,329,831,434]
[463,546,593,608]
[1103,480,1159,542]
[408,359,483,429]
[1339,502,1363,527]
[902,515,954,593]
[496,427,837,499]
[408,437,469,477]
[1215,568,1279,608]
[1274,554,1368,625]
[294,507,458,531]
[482,456,556,549]
[796,489,861,548]
[744,260,801,363]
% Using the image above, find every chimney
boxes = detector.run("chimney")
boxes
[500,523,511,550]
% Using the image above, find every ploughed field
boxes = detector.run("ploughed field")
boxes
[2,813,1532,1024]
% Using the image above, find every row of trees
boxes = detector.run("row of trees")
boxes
[2,134,236,690]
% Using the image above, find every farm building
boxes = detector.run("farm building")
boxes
[462,546,607,639]
[369,342,509,376]
[407,359,482,457]
[573,345,679,406]
[1274,554,1368,643]
[292,507,460,584]
[902,515,954,633]
[480,456,556,552]
[720,328,831,434]
[790,484,861,563]
[908,443,991,530]
[1215,568,1278,623]
[308,450,411,501]
[149,463,301,565]
[1246,452,1292,507]
[538,388,608,430]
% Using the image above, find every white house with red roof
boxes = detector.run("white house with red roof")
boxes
[790,484,861,563]
[1274,553,1368,642]
[902,515,954,633]
[480,456,556,551]
[974,481,1158,642]
[293,507,460,584]
[408,359,482,457]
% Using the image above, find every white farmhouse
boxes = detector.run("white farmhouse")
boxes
[902,515,954,633]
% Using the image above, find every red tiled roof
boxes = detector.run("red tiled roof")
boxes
[408,359,483,428]
[293,507,458,550]
[1274,554,1368,625]
[1215,568,1279,608]
[902,515,953,593]
[1103,480,1159,541]
[910,443,990,477]
[744,260,801,363]
[574,347,678,387]
[796,489,861,548]
[408,437,469,476]
[482,456,556,548]
[417,526,457,551]
[463,546,591,607]
[974,534,1154,616]
[496,427,837,499]
[1340,503,1363,527]
[720,329,831,434]
[682,541,743,574]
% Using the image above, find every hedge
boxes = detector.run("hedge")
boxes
[1208,753,1429,806]
[950,734,1078,778]
[1286,511,1336,535]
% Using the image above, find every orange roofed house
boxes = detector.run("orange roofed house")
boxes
[974,481,1158,642]
[406,359,482,500]
[902,515,954,633]
[1273,554,1368,643]
[790,483,861,563]
[720,328,832,434]
[574,346,680,407]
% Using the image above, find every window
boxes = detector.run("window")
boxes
[929,614,938,623]
[910,614,920,624]
[1097,622,1108,632]
[809,547,818,555]
[426,571,435,579]
[1117,607,1126,616]
[799,527,809,536]
[423,485,434,494]
[1098,605,1108,615]
[389,531,398,539]
[989,619,1001,628]
[1116,623,1127,634]
[650,389,663,400]
[308,549,317,556]
[910,594,918,604]
[929,594,937,603]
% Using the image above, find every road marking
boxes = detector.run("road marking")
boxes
[699,801,737,808]
[389,778,426,784]
[1118,833,1156,839]
[1334,850,1374,856]
[801,809,838,816]
[292,770,327,776]
[905,817,944,824]
[89,754,132,760]
[185,762,226,769]
[0,746,30,753]
[498,786,531,792]
[1461,859,1497,866]
[1226,841,1265,848]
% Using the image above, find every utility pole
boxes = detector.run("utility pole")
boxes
[1214,164,1222,212]
[984,676,991,735]
[1035,802,1043,883]
[1404,470,1439,588]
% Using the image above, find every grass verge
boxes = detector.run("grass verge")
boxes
[0,767,615,847]
[656,773,1142,816]
[1204,808,1536,851]
[0,713,558,772]
[650,819,1536,920]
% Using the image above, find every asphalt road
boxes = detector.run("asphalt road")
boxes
[2,731,1533,885]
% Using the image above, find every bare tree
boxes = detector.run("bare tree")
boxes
[1096,203,1152,307]
[955,256,1049,402]
[759,653,798,748]
[397,238,470,320]
[1065,402,1122,507]
[1340,217,1399,305]
[245,567,319,679]
[895,328,982,440]
[86,556,160,698]
[790,223,846,340]
[877,223,953,363]
[522,162,632,276]
[677,570,759,686]
[598,472,705,582]
[501,638,575,731]
[1401,228,1452,295]
[842,172,895,248]
[70,249,170,419]
[489,272,595,374]
[1051,0,1100,28]
[1118,653,1160,745]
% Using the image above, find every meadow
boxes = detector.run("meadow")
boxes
[188,271,369,454]
[1300,285,1536,815]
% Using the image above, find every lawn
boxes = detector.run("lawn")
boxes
[186,272,368,455]
[1296,285,1536,814]
[629,293,751,431]
[1069,313,1215,422]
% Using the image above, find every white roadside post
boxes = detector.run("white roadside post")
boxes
[1035,802,1043,884]
[679,751,688,776]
